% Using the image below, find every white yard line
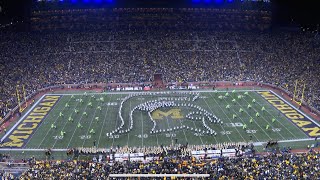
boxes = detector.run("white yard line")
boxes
[111,94,123,148]
[251,92,302,139]
[1,95,46,142]
[239,93,285,140]
[97,94,113,148]
[271,90,320,127]
[38,96,74,148]
[126,97,132,147]
[140,99,145,147]
[178,117,189,144]
[191,121,204,145]
[81,94,104,147]
[164,116,174,145]
[27,96,64,148]
[205,93,238,142]
[50,94,84,148]
[66,95,94,148]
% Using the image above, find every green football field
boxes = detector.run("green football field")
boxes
[2,89,316,150]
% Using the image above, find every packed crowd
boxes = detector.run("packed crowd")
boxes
[0,8,319,121]
[12,150,319,179]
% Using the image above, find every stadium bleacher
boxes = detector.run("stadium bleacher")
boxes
[0,1,320,179]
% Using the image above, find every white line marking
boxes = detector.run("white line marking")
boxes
[271,90,320,127]
[1,95,46,142]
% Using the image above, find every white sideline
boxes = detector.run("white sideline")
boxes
[270,90,320,127]
[0,95,46,142]
[47,89,267,96]
[0,138,315,152]
[253,138,315,146]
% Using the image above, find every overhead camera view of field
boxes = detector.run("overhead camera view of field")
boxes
[2,90,316,150]
[1,0,320,178]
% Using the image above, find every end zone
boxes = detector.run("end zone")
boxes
[0,95,61,148]
[259,91,319,138]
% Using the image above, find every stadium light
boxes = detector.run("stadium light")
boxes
[204,0,212,3]
[192,0,201,3]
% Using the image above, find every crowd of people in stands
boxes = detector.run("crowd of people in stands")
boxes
[4,150,315,179]
[0,7,320,179]
[1,27,319,121]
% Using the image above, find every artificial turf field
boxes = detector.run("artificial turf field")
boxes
[1,89,317,150]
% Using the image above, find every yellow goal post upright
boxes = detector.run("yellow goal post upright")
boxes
[16,84,28,113]
[292,79,306,106]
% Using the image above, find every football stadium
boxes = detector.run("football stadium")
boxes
[0,0,320,179]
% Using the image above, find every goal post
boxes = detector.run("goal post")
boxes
[292,79,306,106]
[109,174,210,179]
[15,84,28,113]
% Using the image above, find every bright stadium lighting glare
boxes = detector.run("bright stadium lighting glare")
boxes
[215,0,223,3]
[71,0,77,3]
[95,0,102,2]
[204,0,212,3]
[192,0,201,3]
[227,0,233,2]
[83,0,90,3]
[106,0,113,2]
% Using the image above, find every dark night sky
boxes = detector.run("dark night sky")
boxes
[0,0,319,26]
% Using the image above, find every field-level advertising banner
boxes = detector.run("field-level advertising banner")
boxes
[258,91,320,138]
[0,95,61,148]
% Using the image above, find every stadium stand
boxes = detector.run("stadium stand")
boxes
[0,4,320,179]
